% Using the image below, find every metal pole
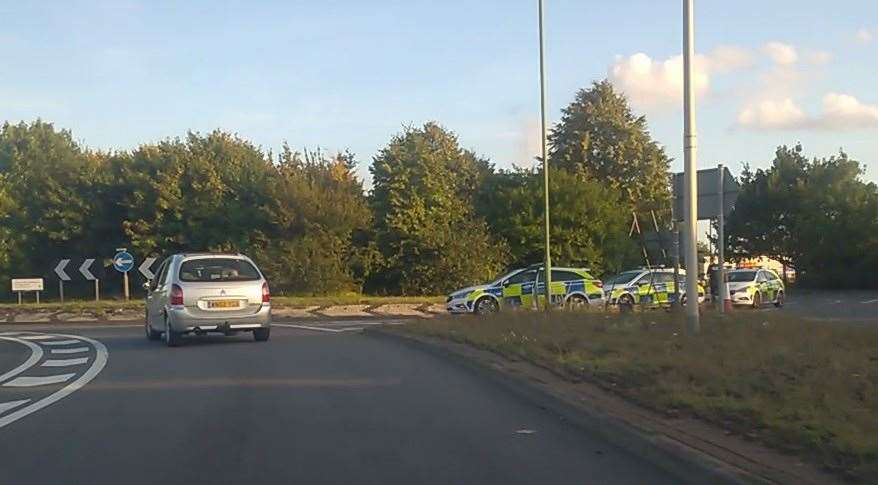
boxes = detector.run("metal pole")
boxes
[18,291,22,305]
[538,0,552,312]
[59,280,64,303]
[123,272,130,301]
[36,291,40,304]
[683,0,700,332]
[717,164,726,314]
[95,279,100,302]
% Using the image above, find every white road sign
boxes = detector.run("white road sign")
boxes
[12,278,44,292]
[138,257,157,280]
[79,259,97,281]
[54,259,71,281]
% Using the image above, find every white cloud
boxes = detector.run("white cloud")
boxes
[763,42,798,65]
[608,46,751,110]
[737,98,807,129]
[705,45,754,72]
[805,50,832,66]
[736,93,878,130]
[856,28,874,45]
[821,93,878,128]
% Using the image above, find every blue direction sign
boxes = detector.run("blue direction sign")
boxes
[112,251,135,273]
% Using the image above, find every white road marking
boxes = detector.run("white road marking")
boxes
[16,335,57,341]
[3,373,76,387]
[39,339,81,346]
[50,347,89,354]
[861,299,878,304]
[0,336,44,384]
[0,399,30,414]
[41,358,89,367]
[0,333,108,429]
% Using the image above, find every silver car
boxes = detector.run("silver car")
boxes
[144,253,272,347]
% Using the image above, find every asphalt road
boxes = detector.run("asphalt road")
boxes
[0,323,679,485]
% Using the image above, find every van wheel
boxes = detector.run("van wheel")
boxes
[164,315,182,347]
[774,291,785,308]
[254,328,270,342]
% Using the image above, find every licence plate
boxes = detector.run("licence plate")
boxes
[208,300,239,309]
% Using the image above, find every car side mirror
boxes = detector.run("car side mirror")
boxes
[501,279,510,287]
[142,281,151,292]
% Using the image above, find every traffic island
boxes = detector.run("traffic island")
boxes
[370,312,876,484]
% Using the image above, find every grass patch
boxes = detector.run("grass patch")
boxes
[397,310,878,481]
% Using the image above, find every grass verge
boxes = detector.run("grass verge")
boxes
[0,295,443,312]
[395,310,878,482]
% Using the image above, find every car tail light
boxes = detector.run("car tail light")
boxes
[170,284,184,306]
[262,282,270,303]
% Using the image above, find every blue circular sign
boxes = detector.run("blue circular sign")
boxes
[113,251,135,273]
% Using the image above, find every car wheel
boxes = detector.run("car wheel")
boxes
[774,291,785,308]
[566,294,588,310]
[253,328,270,342]
[618,294,635,312]
[164,314,181,347]
[474,297,499,315]
[752,292,762,309]
[145,314,161,341]
[680,294,688,306]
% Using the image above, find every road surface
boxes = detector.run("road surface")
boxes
[0,322,680,485]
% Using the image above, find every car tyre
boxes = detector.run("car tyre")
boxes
[752,292,762,309]
[774,291,784,308]
[618,294,635,312]
[253,328,270,342]
[474,297,499,315]
[164,315,182,347]
[145,315,161,341]
[566,294,588,311]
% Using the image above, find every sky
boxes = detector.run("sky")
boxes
[1,0,876,185]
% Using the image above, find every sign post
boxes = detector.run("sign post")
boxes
[717,164,726,314]
[80,258,99,302]
[12,278,44,304]
[54,259,72,303]
[113,249,135,301]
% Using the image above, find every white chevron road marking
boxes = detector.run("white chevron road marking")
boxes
[41,358,89,367]
[3,374,76,387]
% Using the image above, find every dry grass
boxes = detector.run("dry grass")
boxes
[398,310,878,481]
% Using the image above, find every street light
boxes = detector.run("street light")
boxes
[538,0,552,312]
[682,0,700,332]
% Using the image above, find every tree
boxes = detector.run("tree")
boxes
[0,120,103,278]
[369,122,506,294]
[548,80,672,213]
[727,144,878,288]
[477,168,638,276]
[259,147,373,294]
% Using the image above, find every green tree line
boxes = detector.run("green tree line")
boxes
[1,80,874,298]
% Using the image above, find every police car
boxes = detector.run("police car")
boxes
[446,265,605,315]
[727,268,785,308]
[603,268,705,308]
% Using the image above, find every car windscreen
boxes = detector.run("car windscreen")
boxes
[603,271,641,286]
[728,271,757,283]
[179,258,261,282]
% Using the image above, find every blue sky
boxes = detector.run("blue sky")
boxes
[1,0,876,184]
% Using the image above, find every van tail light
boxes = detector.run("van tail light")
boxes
[595,281,603,288]
[170,284,184,306]
[262,282,270,303]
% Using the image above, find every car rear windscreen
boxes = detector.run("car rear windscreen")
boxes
[179,258,261,282]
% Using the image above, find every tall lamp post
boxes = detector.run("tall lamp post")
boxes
[683,0,700,332]
[538,0,552,312]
